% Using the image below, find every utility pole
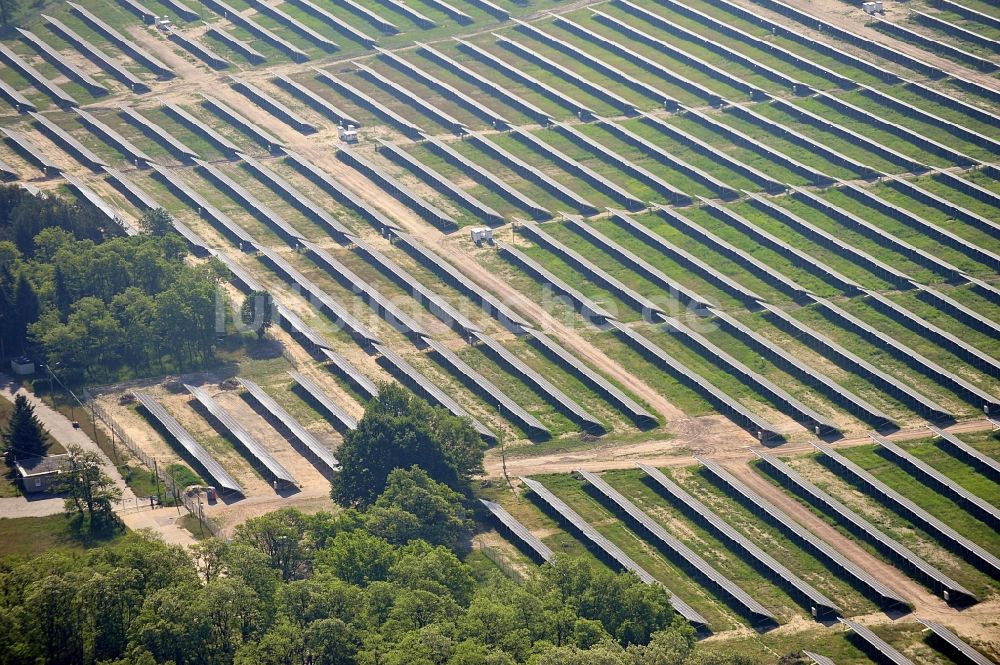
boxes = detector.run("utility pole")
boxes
[498,404,512,492]
[153,458,163,507]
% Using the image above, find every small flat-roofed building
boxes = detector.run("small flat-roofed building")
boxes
[15,454,70,494]
[10,357,34,375]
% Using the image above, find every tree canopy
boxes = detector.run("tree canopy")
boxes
[0,473,760,665]
[330,383,486,507]
[0,186,226,382]
[0,0,21,28]
[366,467,474,549]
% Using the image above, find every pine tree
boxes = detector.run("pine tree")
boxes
[2,394,49,460]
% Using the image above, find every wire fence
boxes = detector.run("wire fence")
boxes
[83,390,219,538]
[476,542,524,583]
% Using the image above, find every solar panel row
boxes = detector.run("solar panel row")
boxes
[814,441,1000,579]
[352,235,482,336]
[520,476,709,629]
[724,103,884,177]
[377,48,509,128]
[658,204,810,300]
[709,307,892,427]
[238,154,353,243]
[420,134,551,219]
[495,34,636,115]
[514,20,676,110]
[273,73,360,128]
[120,105,199,161]
[239,377,340,473]
[205,27,267,65]
[518,221,665,318]
[0,42,78,107]
[285,0,376,47]
[163,103,241,159]
[201,95,284,154]
[579,470,776,626]
[337,145,458,231]
[753,449,976,605]
[760,302,952,421]
[133,391,244,494]
[662,315,838,435]
[303,239,428,340]
[565,217,714,310]
[480,499,552,561]
[609,210,764,306]
[610,321,781,440]
[354,60,467,135]
[596,117,736,199]
[377,140,505,226]
[455,38,595,119]
[168,31,230,70]
[390,231,530,332]
[373,343,495,442]
[473,331,605,434]
[639,463,840,618]
[872,435,1000,529]
[244,0,339,52]
[472,132,601,212]
[314,69,422,139]
[68,2,174,78]
[285,149,401,233]
[194,158,306,245]
[699,457,909,609]
[423,336,549,440]
[185,384,298,486]
[16,28,107,96]
[548,122,689,205]
[417,42,550,125]
[683,106,832,185]
[523,328,657,428]
[288,371,358,433]
[203,0,310,61]
[498,242,615,324]
[30,111,106,172]
[640,114,784,193]
[230,77,317,134]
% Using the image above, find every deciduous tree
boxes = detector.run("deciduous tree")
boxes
[139,208,174,236]
[241,289,274,339]
[369,466,473,549]
[330,383,485,507]
[54,444,122,531]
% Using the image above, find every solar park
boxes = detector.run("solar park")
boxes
[3,0,998,658]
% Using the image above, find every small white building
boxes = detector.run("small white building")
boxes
[15,454,71,494]
[470,227,493,245]
[9,357,34,376]
[338,124,359,143]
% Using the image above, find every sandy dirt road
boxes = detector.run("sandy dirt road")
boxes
[728,0,1000,91]
[489,418,997,476]
[720,458,945,613]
